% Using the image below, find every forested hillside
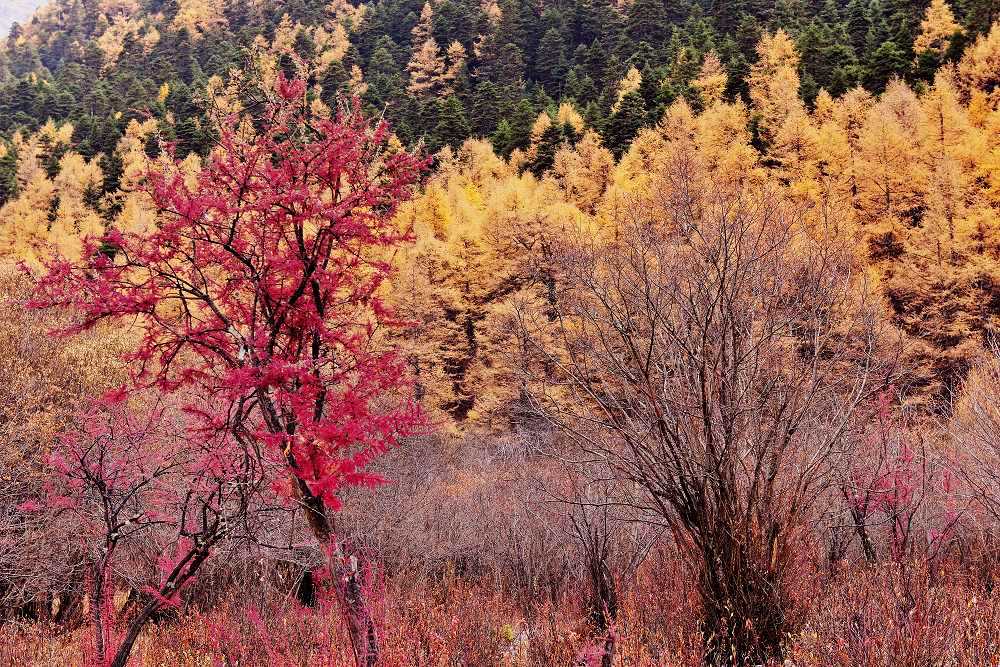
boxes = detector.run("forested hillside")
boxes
[4,1,1000,665]
[1,0,997,167]
[2,0,1000,419]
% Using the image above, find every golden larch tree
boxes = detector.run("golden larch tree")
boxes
[914,0,963,58]
[748,30,804,146]
[693,50,728,108]
[958,21,1000,107]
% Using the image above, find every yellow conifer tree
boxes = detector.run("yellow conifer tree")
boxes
[914,0,962,58]
[748,30,804,146]
[958,21,1000,107]
[693,51,728,108]
[612,66,642,112]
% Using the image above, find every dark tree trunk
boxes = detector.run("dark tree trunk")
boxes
[851,506,878,564]
[297,569,317,607]
[699,547,787,667]
[590,563,617,667]
[295,474,380,667]
[106,543,214,667]
[109,598,160,667]
[92,561,108,665]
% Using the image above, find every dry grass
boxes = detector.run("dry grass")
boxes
[4,553,999,667]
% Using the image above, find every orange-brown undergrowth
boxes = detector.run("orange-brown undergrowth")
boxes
[2,556,998,667]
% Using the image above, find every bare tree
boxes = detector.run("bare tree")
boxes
[952,350,1000,542]
[565,475,656,667]
[516,164,891,664]
[21,397,265,667]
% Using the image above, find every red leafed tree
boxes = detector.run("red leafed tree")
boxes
[843,388,958,565]
[25,395,251,667]
[31,73,427,666]
[842,389,924,564]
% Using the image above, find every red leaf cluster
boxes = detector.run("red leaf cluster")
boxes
[31,87,429,509]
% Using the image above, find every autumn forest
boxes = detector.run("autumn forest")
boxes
[1,0,1000,665]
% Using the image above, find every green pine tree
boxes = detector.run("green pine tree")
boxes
[604,91,646,159]
[433,95,472,151]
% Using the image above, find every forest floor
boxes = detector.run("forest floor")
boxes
[2,554,998,666]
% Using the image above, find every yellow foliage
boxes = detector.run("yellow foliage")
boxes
[748,29,803,145]
[0,42,993,424]
[0,122,110,267]
[612,66,642,112]
[481,0,501,22]
[265,15,350,76]
[348,64,367,97]
[696,101,758,181]
[118,118,159,191]
[693,51,728,107]
[443,41,467,94]
[173,0,228,38]
[529,112,551,144]
[771,107,821,201]
[407,38,446,98]
[555,102,585,134]
[0,271,129,469]
[95,15,147,67]
[204,74,242,116]
[142,25,161,51]
[326,0,367,28]
[814,89,836,124]
[438,138,511,186]
[394,138,604,424]
[914,0,962,56]
[855,81,927,228]
[270,15,300,53]
[958,21,1000,108]
[548,130,613,214]
[413,1,434,44]
[611,126,669,197]
[109,118,161,235]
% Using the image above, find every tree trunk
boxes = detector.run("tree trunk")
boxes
[109,598,160,667]
[337,554,379,667]
[702,605,784,666]
[92,561,107,665]
[591,562,617,667]
[105,544,214,667]
[851,506,878,565]
[700,560,786,667]
[295,475,380,667]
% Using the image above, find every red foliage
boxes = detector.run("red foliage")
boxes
[846,389,921,559]
[843,388,959,562]
[30,80,428,512]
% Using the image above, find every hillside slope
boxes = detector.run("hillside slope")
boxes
[0,0,995,169]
